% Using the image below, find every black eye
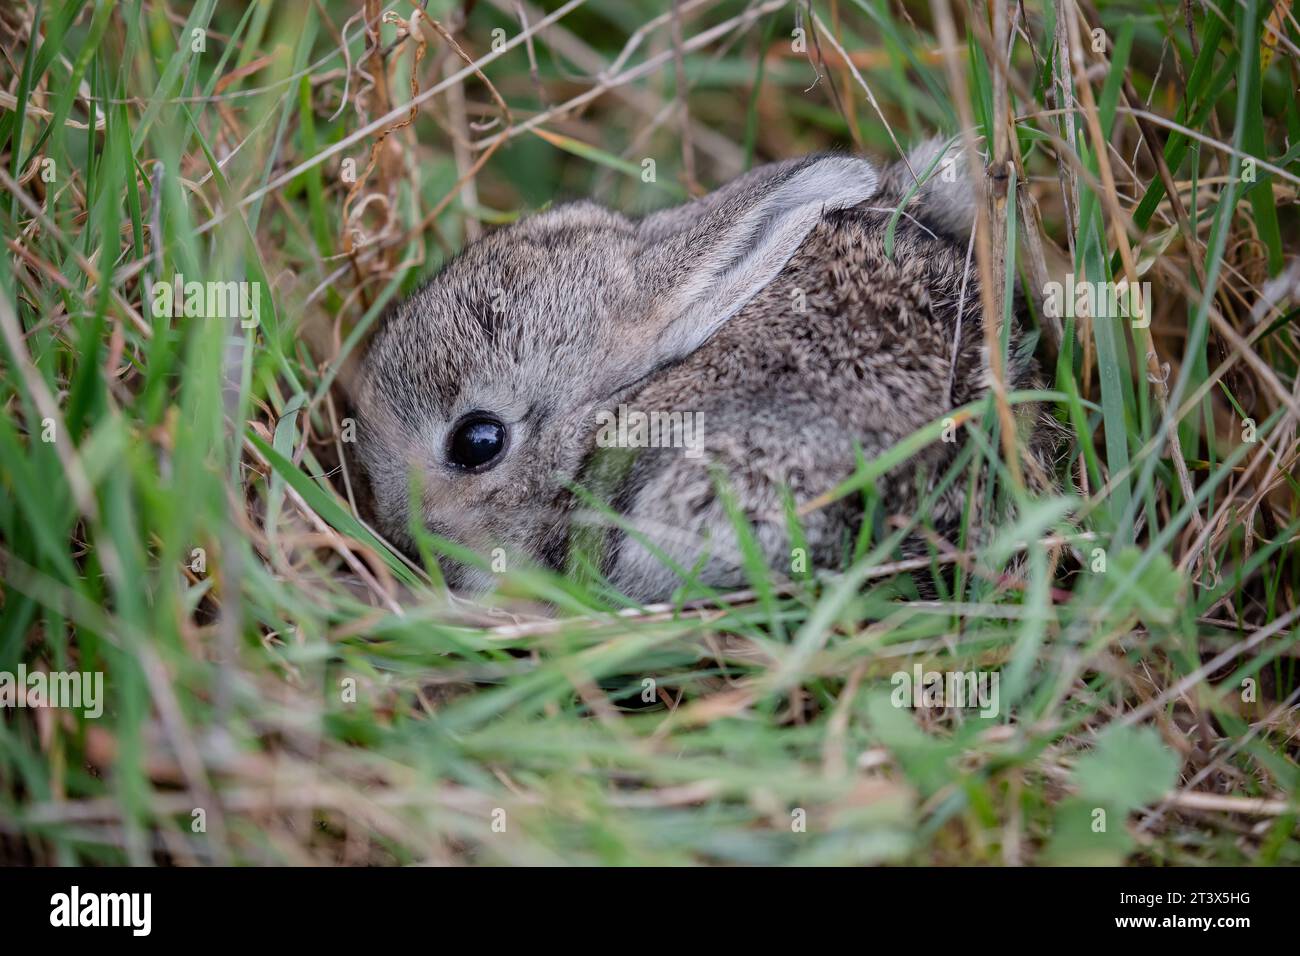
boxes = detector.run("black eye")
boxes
[447,414,507,471]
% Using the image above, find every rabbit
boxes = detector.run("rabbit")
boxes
[353,140,1056,603]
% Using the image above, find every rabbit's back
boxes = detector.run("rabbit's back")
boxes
[601,204,1039,596]
[647,206,1004,424]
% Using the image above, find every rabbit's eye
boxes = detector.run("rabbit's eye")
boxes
[448,414,507,471]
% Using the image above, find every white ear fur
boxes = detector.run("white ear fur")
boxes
[638,155,878,362]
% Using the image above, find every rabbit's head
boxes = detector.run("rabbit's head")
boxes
[355,155,879,589]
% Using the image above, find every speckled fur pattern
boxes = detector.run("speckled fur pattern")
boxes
[355,141,1056,602]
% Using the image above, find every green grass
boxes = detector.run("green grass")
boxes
[1,0,1298,865]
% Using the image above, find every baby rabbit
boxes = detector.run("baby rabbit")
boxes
[354,141,1052,603]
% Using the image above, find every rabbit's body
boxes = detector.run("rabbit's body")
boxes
[355,144,1052,602]
[602,205,1032,598]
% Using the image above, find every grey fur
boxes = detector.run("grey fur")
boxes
[355,141,1054,602]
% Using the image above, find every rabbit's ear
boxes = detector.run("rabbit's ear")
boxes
[872,137,977,242]
[632,155,878,365]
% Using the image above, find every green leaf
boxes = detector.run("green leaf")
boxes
[1093,546,1185,630]
[1074,725,1180,810]
[1044,798,1134,866]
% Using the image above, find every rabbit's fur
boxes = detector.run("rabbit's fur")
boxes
[355,141,1054,602]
